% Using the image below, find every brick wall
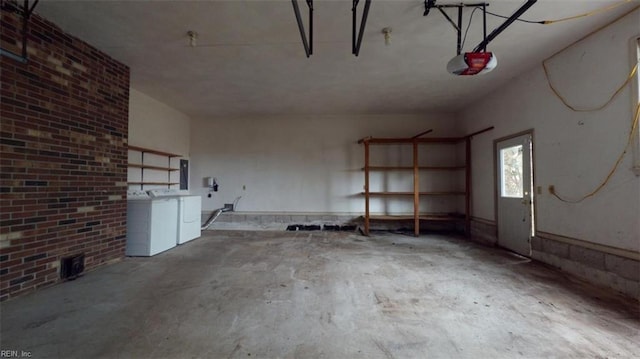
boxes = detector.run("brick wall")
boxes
[0,7,129,300]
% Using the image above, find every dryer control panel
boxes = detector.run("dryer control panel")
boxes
[127,190,149,199]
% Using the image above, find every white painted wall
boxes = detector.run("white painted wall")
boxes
[190,114,459,214]
[128,88,191,189]
[460,10,640,252]
[129,88,191,154]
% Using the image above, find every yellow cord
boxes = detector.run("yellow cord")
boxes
[551,102,640,204]
[542,2,639,112]
[543,62,638,112]
[542,0,634,24]
[545,4,640,61]
[542,4,640,203]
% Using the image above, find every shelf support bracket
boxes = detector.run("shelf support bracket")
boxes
[412,129,434,139]
[465,126,494,139]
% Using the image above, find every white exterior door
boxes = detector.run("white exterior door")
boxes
[496,133,533,256]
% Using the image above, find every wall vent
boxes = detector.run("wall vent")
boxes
[60,254,85,280]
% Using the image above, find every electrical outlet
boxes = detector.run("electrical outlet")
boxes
[548,185,555,194]
[536,186,542,195]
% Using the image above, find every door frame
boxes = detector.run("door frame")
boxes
[493,129,537,254]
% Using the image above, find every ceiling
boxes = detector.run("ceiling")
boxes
[35,0,638,118]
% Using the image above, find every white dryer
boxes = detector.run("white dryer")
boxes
[176,195,201,244]
[126,191,178,256]
[147,189,202,244]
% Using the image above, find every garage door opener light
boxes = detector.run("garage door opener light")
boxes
[424,0,537,76]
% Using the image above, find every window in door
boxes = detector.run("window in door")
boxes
[500,144,524,198]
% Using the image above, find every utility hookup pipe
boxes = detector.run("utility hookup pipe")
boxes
[201,196,241,231]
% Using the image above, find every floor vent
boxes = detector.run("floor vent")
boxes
[60,254,85,280]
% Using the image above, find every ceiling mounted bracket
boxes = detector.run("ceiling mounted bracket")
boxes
[472,0,537,53]
[424,0,538,54]
[424,1,488,55]
[0,0,40,63]
[352,0,372,56]
[291,0,313,57]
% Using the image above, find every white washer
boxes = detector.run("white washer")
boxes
[147,189,202,244]
[126,190,178,256]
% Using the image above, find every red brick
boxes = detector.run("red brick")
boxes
[1,10,129,301]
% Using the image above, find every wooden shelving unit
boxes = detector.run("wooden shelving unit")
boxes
[127,145,181,189]
[358,127,493,236]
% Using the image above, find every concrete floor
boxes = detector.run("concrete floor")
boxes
[1,231,639,359]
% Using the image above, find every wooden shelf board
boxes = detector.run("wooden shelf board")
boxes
[419,215,466,221]
[366,166,413,171]
[423,166,466,170]
[363,191,466,196]
[359,137,463,144]
[128,145,181,157]
[369,215,414,220]
[128,163,179,171]
[357,127,494,145]
[127,182,180,185]
[369,215,466,221]
[364,166,465,171]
